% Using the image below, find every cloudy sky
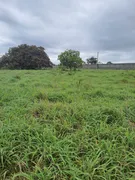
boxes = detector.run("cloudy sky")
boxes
[0,0,135,64]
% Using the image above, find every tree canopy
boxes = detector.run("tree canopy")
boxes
[107,61,113,65]
[58,49,83,70]
[0,44,53,69]
[86,56,98,64]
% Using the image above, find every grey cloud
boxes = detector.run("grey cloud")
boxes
[0,0,135,64]
[90,0,135,51]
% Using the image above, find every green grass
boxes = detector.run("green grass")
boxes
[0,69,135,180]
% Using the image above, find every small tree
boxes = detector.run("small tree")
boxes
[86,56,98,64]
[107,61,112,65]
[58,49,83,70]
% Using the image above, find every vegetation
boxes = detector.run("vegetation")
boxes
[0,44,53,69]
[86,56,98,64]
[0,69,135,179]
[58,49,83,70]
[107,61,113,65]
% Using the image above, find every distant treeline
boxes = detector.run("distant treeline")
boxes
[0,44,115,70]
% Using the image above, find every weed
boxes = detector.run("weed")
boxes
[47,93,68,103]
[101,108,123,125]
[124,104,135,123]
[35,91,47,101]
[121,79,128,83]
[14,75,21,80]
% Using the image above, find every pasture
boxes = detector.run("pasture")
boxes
[0,69,135,179]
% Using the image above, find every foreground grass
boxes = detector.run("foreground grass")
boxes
[0,69,135,180]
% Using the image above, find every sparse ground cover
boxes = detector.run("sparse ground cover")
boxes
[0,69,135,179]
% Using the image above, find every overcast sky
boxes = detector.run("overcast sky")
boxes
[0,0,135,64]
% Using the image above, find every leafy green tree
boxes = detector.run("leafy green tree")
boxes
[86,56,98,64]
[58,49,83,70]
[0,44,53,69]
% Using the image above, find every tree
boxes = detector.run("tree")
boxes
[107,61,112,65]
[86,56,98,64]
[0,44,53,69]
[58,49,83,70]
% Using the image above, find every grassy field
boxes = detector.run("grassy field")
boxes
[0,69,135,180]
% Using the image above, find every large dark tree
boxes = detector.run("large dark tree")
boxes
[0,44,53,69]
